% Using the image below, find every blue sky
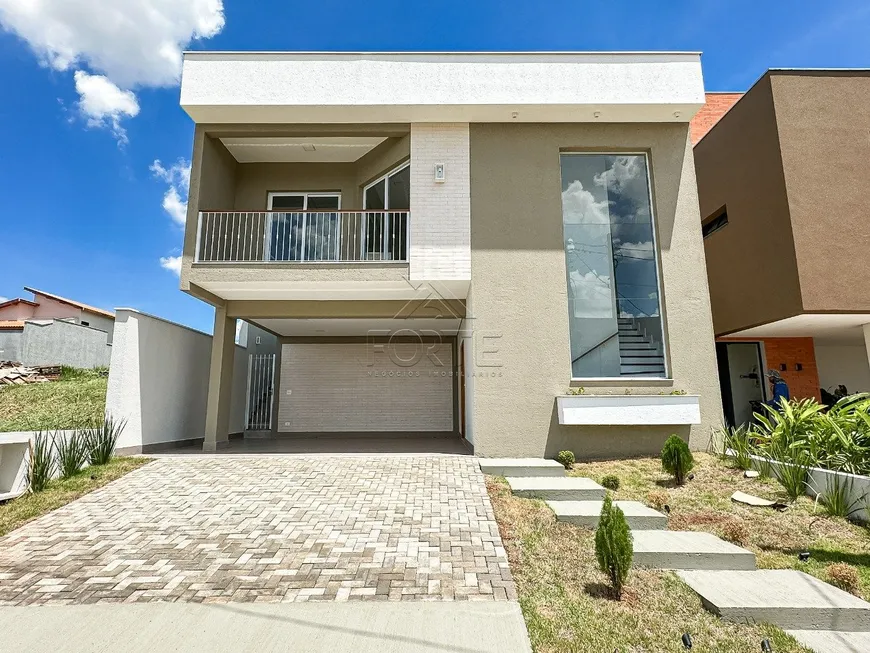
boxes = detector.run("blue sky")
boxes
[0,0,868,334]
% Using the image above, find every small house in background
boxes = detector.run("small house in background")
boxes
[0,287,115,368]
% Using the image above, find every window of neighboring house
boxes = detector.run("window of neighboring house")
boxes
[363,162,410,261]
[702,208,728,238]
[560,153,667,379]
[266,192,341,261]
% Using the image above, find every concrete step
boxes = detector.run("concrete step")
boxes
[479,458,565,477]
[786,629,870,653]
[632,530,756,570]
[547,500,667,530]
[507,477,605,501]
[677,570,870,632]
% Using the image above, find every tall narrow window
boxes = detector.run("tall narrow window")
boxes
[560,154,666,378]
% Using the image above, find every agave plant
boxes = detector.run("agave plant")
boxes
[83,415,126,466]
[54,431,89,479]
[27,431,55,492]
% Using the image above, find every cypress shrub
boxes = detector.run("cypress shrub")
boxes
[594,495,633,599]
[661,434,694,485]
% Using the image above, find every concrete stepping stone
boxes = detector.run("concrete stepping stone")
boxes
[786,629,870,653]
[632,530,756,570]
[479,458,565,477]
[677,570,870,631]
[546,500,667,529]
[506,477,605,501]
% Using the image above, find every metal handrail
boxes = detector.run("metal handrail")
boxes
[195,210,410,263]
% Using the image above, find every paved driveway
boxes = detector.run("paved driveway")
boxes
[0,456,514,606]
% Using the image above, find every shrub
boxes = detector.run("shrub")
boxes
[595,495,633,599]
[721,518,749,545]
[555,450,575,469]
[819,474,867,519]
[826,563,860,595]
[646,490,669,511]
[27,431,55,492]
[83,415,126,466]
[54,431,89,479]
[601,475,620,491]
[661,435,694,485]
[769,439,812,503]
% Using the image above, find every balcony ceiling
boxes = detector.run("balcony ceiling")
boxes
[251,317,461,337]
[221,136,388,163]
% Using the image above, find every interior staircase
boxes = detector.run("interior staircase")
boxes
[618,318,665,377]
[479,458,870,653]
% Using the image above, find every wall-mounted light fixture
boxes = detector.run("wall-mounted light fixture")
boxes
[434,163,446,183]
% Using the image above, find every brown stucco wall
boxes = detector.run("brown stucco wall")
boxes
[771,72,870,313]
[694,76,803,336]
[234,163,358,210]
[467,122,722,459]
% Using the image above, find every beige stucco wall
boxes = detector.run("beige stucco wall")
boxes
[467,122,722,459]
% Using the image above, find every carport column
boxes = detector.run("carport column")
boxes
[203,306,235,452]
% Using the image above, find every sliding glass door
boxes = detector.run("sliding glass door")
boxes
[363,163,409,261]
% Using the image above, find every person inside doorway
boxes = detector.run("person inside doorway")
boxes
[766,370,790,407]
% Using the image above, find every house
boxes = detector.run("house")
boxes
[693,70,870,427]
[0,287,114,368]
[177,51,722,457]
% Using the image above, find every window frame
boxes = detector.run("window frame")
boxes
[559,151,671,382]
[362,161,410,211]
[702,207,729,238]
[266,191,342,211]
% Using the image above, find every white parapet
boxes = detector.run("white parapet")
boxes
[557,394,701,426]
[180,51,705,124]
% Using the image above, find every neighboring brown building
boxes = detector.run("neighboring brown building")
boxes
[693,70,870,426]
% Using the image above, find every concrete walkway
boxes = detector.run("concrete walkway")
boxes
[0,602,531,653]
[0,455,531,652]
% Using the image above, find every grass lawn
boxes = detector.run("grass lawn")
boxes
[573,453,870,599]
[486,452,845,652]
[0,457,150,537]
[0,367,108,432]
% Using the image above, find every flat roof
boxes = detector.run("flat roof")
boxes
[183,50,703,57]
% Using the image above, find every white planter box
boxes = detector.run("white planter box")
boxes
[557,394,701,426]
[0,432,32,501]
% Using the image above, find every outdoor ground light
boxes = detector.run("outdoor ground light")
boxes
[681,633,693,648]
[761,638,772,652]
[798,551,810,562]
[663,504,671,514]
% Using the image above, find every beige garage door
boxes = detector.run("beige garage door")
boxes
[277,341,454,432]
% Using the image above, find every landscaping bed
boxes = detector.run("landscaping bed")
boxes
[487,472,810,652]
[0,456,150,537]
[572,453,870,598]
[0,367,108,432]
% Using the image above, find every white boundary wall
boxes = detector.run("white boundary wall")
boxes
[107,309,246,453]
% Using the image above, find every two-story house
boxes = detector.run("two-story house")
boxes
[694,70,870,427]
[178,51,722,457]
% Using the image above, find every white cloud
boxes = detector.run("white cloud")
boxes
[615,240,655,260]
[159,255,182,276]
[0,0,225,140]
[0,0,224,88]
[561,179,609,225]
[0,296,8,303]
[151,159,191,225]
[568,270,613,319]
[73,70,139,142]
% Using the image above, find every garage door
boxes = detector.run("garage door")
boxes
[277,341,454,432]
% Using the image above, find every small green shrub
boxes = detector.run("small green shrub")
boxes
[54,432,89,479]
[555,450,575,469]
[83,415,126,466]
[720,424,754,470]
[819,474,867,518]
[601,475,620,491]
[594,495,633,599]
[661,435,694,485]
[27,431,55,492]
[768,439,812,502]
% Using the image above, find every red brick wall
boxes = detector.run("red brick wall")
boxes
[720,336,821,401]
[691,93,744,145]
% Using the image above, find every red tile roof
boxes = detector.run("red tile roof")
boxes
[24,287,115,319]
[691,92,744,145]
[0,298,38,310]
[0,320,25,330]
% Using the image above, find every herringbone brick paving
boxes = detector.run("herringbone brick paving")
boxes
[0,456,514,605]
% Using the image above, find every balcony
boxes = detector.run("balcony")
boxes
[195,210,409,264]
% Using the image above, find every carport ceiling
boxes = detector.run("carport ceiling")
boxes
[220,136,388,163]
[251,317,462,337]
